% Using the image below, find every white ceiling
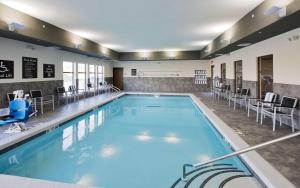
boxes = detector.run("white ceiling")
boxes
[0,0,264,52]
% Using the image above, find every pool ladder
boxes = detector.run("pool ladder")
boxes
[172,131,300,188]
[109,84,121,93]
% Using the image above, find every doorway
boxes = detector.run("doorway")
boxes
[113,68,124,90]
[234,60,243,93]
[257,55,273,99]
[211,65,214,88]
[221,63,226,83]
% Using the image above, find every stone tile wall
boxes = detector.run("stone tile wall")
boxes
[0,80,63,107]
[123,77,210,93]
[243,80,257,97]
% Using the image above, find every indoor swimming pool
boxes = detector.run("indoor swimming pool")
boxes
[0,95,255,188]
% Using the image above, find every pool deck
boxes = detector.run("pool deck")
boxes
[195,92,300,188]
[0,92,298,188]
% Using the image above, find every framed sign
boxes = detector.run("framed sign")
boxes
[131,69,137,76]
[43,64,55,78]
[22,57,38,78]
[0,60,14,79]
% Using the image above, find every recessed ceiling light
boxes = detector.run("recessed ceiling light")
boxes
[138,51,151,59]
[102,43,121,49]
[211,23,233,34]
[237,43,252,47]
[192,40,211,46]
[166,51,178,59]
[71,30,97,39]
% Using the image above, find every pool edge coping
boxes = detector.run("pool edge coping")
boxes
[0,92,295,188]
[189,93,295,188]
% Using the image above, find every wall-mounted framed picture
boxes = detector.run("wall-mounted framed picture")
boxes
[131,69,137,76]
[43,64,55,78]
[0,60,14,79]
[22,56,38,79]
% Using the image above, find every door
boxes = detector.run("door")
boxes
[234,60,243,93]
[211,65,214,88]
[113,68,124,90]
[257,55,273,99]
[221,63,226,83]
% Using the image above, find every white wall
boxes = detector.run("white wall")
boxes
[0,37,113,84]
[211,27,300,85]
[113,60,210,77]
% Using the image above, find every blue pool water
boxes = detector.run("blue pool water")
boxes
[0,95,249,187]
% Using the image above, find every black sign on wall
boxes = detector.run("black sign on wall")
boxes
[131,69,137,76]
[22,57,38,79]
[0,60,14,79]
[43,64,55,78]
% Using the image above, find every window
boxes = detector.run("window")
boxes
[63,61,74,88]
[78,63,86,90]
[97,65,104,85]
[89,64,96,87]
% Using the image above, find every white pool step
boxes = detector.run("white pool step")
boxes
[222,176,262,188]
[171,163,262,188]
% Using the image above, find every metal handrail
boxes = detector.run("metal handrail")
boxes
[182,131,300,181]
[109,84,121,92]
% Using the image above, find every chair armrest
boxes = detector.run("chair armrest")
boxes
[248,98,260,102]
[260,101,278,104]
[274,104,295,109]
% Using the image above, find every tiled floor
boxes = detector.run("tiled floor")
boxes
[196,92,300,187]
[0,92,119,140]
[0,92,299,187]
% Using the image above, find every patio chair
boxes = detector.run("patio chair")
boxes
[223,85,231,100]
[247,92,277,122]
[69,85,85,101]
[261,96,298,132]
[87,83,96,96]
[57,87,69,105]
[213,83,224,102]
[228,88,250,110]
[30,90,55,115]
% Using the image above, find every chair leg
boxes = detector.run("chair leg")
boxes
[291,115,295,132]
[280,116,282,127]
[247,105,250,117]
[41,103,44,115]
[260,110,264,125]
[34,99,37,116]
[273,112,276,132]
[234,99,236,110]
[52,101,55,111]
[256,107,259,122]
